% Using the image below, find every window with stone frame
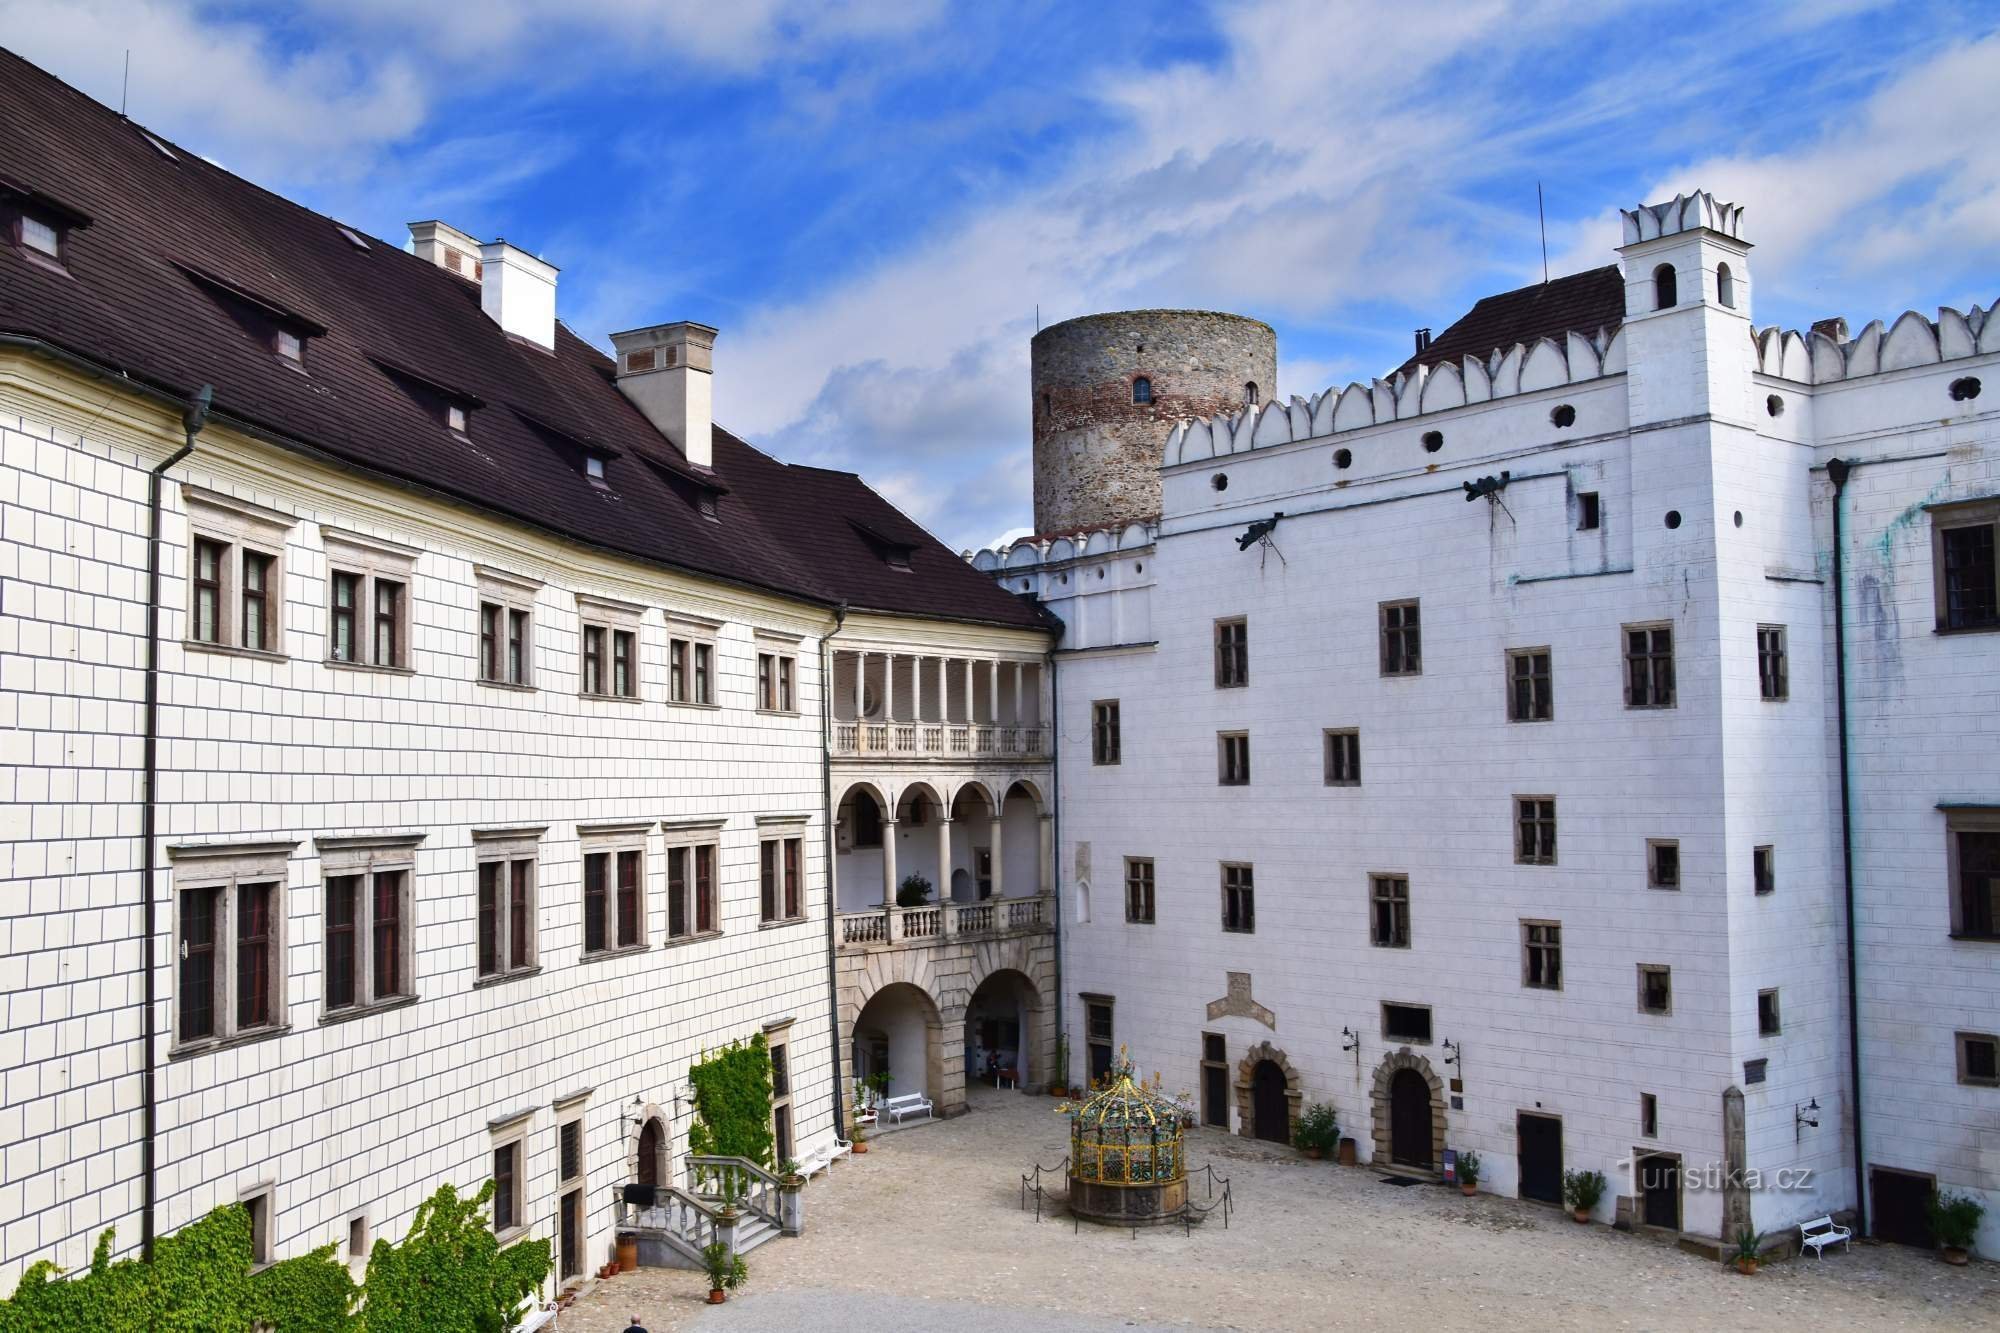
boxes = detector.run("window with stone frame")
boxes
[168,841,293,1050]
[768,1027,795,1162]
[556,1110,585,1281]
[184,489,293,655]
[1637,964,1673,1016]
[756,648,798,712]
[1515,796,1557,865]
[1214,618,1249,688]
[1522,920,1562,990]
[1756,624,1789,701]
[1092,700,1122,766]
[1957,1031,1999,1087]
[1382,1002,1431,1043]
[1647,839,1681,890]
[489,1117,528,1240]
[663,821,725,939]
[475,566,539,688]
[473,827,542,983]
[1084,996,1115,1086]
[1380,600,1421,676]
[1124,857,1155,924]
[1932,498,2000,632]
[1623,622,1676,708]
[318,835,422,1018]
[579,824,649,957]
[1221,862,1255,933]
[1369,874,1409,948]
[322,528,416,670]
[578,595,642,699]
[667,618,720,704]
[1757,988,1781,1036]
[1754,845,1776,896]
[1507,648,1552,721]
[1217,731,1251,786]
[759,831,806,924]
[240,1184,276,1268]
[1945,807,2000,941]
[1325,729,1361,786]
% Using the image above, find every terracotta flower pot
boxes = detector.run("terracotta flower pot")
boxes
[1460,1181,1477,1197]
[1336,1138,1357,1167]
[1049,1084,1067,1098]
[1572,1208,1590,1224]
[1735,1258,1758,1276]
[1943,1246,1969,1266]
[1304,1147,1322,1161]
[709,1289,726,1304]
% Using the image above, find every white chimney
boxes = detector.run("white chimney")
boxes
[478,240,559,351]
[608,322,717,468]
[406,219,484,280]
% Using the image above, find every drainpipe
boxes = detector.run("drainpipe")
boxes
[1825,456,1867,1238]
[141,384,210,1259]
[1047,645,1063,1094]
[820,603,848,1142]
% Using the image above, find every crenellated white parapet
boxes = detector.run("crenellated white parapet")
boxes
[1752,302,1999,385]
[1620,191,1746,244]
[967,520,1156,572]
[1162,325,1625,467]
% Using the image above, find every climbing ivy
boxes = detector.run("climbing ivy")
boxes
[686,1032,775,1168]
[358,1181,549,1333]
[0,1204,357,1332]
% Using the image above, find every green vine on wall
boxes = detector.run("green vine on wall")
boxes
[0,1182,549,1333]
[686,1033,775,1168]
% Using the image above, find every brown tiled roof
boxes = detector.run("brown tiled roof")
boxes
[0,48,1049,632]
[1397,265,1625,378]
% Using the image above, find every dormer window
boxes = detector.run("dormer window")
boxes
[3,179,92,270]
[585,454,607,483]
[274,328,304,365]
[20,214,59,259]
[447,403,468,434]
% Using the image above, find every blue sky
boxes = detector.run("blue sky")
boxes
[8,1,1997,550]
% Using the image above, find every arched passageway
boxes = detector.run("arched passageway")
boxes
[851,980,943,1108]
[964,967,1038,1089]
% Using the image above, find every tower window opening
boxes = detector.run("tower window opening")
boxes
[1653,264,1677,311]
[1243,381,1259,407]
[1132,376,1153,405]
[1716,262,1735,309]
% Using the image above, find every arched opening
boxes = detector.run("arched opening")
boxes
[1243,380,1259,406]
[834,784,889,912]
[1250,1060,1290,1144]
[1000,781,1046,898]
[1653,263,1677,310]
[891,784,944,908]
[1389,1068,1433,1167]
[1716,262,1735,309]
[948,784,999,902]
[852,981,942,1112]
[965,967,1038,1091]
[636,1117,666,1189]
[1132,376,1153,405]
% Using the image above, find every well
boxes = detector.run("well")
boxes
[1066,1072,1188,1226]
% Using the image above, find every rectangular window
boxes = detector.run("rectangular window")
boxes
[173,846,288,1048]
[372,579,403,667]
[1084,998,1115,1085]
[1958,1032,1999,1087]
[1947,809,2000,940]
[240,550,273,653]
[1757,624,1789,700]
[20,213,60,258]
[1092,700,1121,766]
[612,630,635,697]
[1324,729,1361,786]
[187,497,291,654]
[770,1039,794,1161]
[582,626,605,695]
[480,603,501,683]
[1201,1033,1229,1128]
[615,848,640,947]
[1754,845,1775,896]
[1523,920,1561,990]
[1507,649,1552,722]
[313,842,424,1015]
[326,875,356,1011]
[760,841,780,923]
[1623,623,1676,708]
[583,853,608,954]
[669,639,689,701]
[1124,858,1155,924]
[478,862,500,976]
[694,642,713,703]
[492,1141,520,1234]
[668,846,691,938]
[242,1188,273,1267]
[1221,863,1255,934]
[1214,618,1249,688]
[581,843,646,955]
[1648,839,1681,890]
[475,841,538,982]
[372,870,403,997]
[1217,732,1251,786]
[560,1119,582,1184]
[1638,964,1672,1016]
[1515,796,1557,866]
[330,571,359,663]
[1641,1093,1658,1137]
[756,651,798,712]
[1380,600,1421,676]
[324,532,415,670]
[192,538,226,645]
[1934,500,2000,631]
[1757,988,1781,1036]
[508,609,530,684]
[1578,492,1601,531]
[1382,1003,1432,1043]
[1370,874,1409,948]
[236,882,274,1030]
[179,885,220,1041]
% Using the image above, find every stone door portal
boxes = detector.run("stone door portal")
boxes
[1251,1060,1289,1143]
[1390,1068,1433,1167]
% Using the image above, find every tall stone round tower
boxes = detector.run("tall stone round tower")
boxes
[1031,310,1275,534]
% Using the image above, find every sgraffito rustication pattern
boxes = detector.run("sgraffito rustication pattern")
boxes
[1031,310,1275,535]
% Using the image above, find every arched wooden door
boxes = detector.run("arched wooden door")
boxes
[637,1118,663,1188]
[1389,1068,1433,1167]
[1251,1059,1289,1143]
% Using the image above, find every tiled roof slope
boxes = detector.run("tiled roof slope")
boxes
[0,48,1047,632]
[1398,265,1626,377]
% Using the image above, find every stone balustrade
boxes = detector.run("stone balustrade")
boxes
[836,893,1051,950]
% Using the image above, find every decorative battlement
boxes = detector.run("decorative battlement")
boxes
[1752,302,1999,384]
[970,521,1156,575]
[1620,191,1746,245]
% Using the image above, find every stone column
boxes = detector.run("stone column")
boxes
[882,817,900,941]
[851,651,865,727]
[988,812,1005,900]
[1038,813,1054,899]
[1722,1086,1750,1240]
[962,658,975,723]
[987,662,1000,726]
[937,817,955,935]
[885,652,897,724]
[1011,660,1024,727]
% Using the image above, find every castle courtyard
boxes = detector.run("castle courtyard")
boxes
[563,1088,1999,1332]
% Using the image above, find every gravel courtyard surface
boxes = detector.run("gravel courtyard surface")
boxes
[562,1086,1999,1332]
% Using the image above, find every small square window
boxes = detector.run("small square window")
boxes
[1577,492,1601,531]
[585,454,607,482]
[1957,1031,1999,1087]
[1382,1002,1431,1043]
[1753,845,1775,896]
[1324,729,1361,785]
[447,403,468,434]
[274,328,304,364]
[1743,1057,1768,1085]
[21,214,61,259]
[1757,988,1781,1036]
[1638,964,1672,1015]
[1648,839,1680,890]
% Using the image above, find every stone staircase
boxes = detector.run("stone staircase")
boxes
[619,1156,792,1271]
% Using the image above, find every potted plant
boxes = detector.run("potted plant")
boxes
[1293,1102,1339,1161]
[849,1117,869,1155]
[896,873,933,907]
[1563,1168,1606,1223]
[1732,1227,1765,1275]
[1049,1033,1071,1097]
[1456,1150,1481,1197]
[714,1175,742,1221]
[701,1240,747,1304]
[778,1158,805,1191]
[1928,1189,1984,1265]
[863,1070,891,1110]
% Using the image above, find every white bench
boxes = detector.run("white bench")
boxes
[883,1092,935,1124]
[795,1136,851,1180]
[1799,1215,1851,1259]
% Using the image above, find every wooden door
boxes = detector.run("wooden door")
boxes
[1390,1068,1432,1167]
[637,1119,662,1189]
[1517,1113,1562,1204]
[1251,1060,1289,1143]
[559,1188,581,1280]
[1201,1034,1229,1128]
[1637,1153,1680,1229]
